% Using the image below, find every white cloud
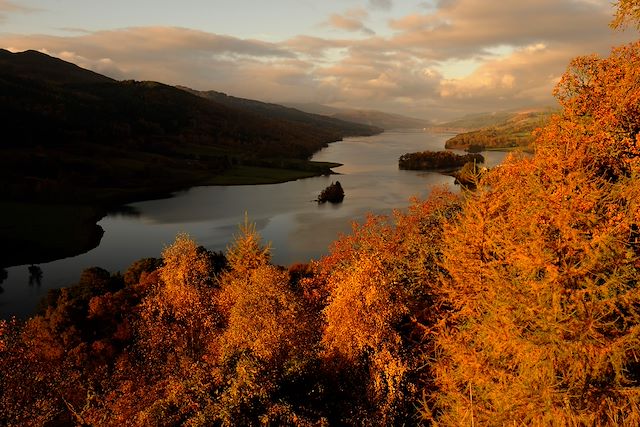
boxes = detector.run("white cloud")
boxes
[369,0,392,11]
[0,0,36,23]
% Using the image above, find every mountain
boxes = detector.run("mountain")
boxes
[0,49,114,85]
[0,49,381,206]
[285,102,431,130]
[442,109,556,150]
[435,111,519,131]
[177,87,382,137]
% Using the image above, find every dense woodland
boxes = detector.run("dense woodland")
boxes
[2,2,640,425]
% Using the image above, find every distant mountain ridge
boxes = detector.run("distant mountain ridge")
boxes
[435,108,556,131]
[285,102,432,130]
[177,87,382,137]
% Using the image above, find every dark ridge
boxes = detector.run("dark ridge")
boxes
[178,87,383,137]
[0,49,115,85]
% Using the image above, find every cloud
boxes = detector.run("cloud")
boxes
[386,0,629,60]
[0,0,36,23]
[378,0,635,116]
[55,50,127,79]
[0,27,327,107]
[0,27,299,92]
[369,0,392,11]
[326,8,375,35]
[284,35,350,57]
[0,0,34,13]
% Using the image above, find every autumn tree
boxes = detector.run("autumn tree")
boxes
[612,0,640,29]
[208,220,320,426]
[316,190,460,425]
[426,38,640,425]
[536,41,640,182]
[0,261,155,426]
[138,233,219,360]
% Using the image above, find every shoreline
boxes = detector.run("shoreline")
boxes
[1,160,345,269]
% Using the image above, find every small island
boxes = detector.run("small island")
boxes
[317,181,345,204]
[398,150,484,171]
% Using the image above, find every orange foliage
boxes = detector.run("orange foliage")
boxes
[536,41,640,180]
[210,222,317,425]
[316,189,461,424]
[225,217,271,274]
[428,40,640,425]
[612,0,640,29]
[139,233,219,362]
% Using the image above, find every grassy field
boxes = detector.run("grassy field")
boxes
[204,162,342,185]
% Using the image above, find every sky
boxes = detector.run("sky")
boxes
[0,0,636,120]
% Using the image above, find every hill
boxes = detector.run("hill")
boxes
[286,102,431,130]
[0,49,380,206]
[3,3,640,425]
[0,48,114,85]
[435,111,518,131]
[443,109,556,150]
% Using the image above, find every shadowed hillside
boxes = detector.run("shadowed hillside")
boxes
[0,49,380,206]
[0,49,379,266]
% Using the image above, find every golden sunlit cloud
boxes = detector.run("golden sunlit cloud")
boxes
[326,8,375,35]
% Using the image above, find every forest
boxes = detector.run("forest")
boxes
[2,1,640,425]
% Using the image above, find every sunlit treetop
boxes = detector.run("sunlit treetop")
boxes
[612,0,640,29]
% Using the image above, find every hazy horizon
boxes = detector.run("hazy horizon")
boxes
[0,0,635,120]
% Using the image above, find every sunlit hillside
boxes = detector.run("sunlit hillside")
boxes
[443,109,555,150]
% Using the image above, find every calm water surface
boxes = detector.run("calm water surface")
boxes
[1,130,507,318]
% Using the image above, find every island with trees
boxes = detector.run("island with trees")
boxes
[398,150,484,171]
[317,181,345,204]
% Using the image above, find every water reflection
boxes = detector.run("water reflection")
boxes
[28,265,42,287]
[106,205,141,219]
